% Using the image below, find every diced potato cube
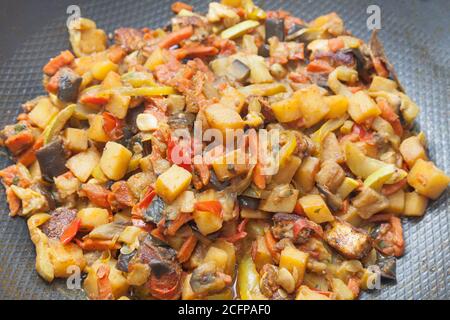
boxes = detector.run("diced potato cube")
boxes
[204,103,244,134]
[105,93,130,119]
[294,86,329,128]
[64,128,88,152]
[66,148,100,182]
[294,156,320,193]
[296,285,331,300]
[77,207,110,230]
[259,189,299,213]
[88,114,110,142]
[48,239,86,278]
[270,97,302,123]
[91,164,108,183]
[399,136,427,168]
[385,190,405,215]
[119,226,143,245]
[254,236,272,271]
[339,205,362,227]
[336,177,360,199]
[84,259,129,299]
[279,246,309,286]
[331,278,354,300]
[211,149,248,181]
[348,91,380,124]
[204,247,228,273]
[298,194,334,223]
[144,47,165,71]
[271,156,302,185]
[193,210,223,235]
[100,142,132,180]
[91,60,118,81]
[325,95,349,119]
[101,71,122,89]
[155,164,192,203]
[403,192,428,217]
[407,159,450,199]
[28,98,59,129]
[211,240,236,276]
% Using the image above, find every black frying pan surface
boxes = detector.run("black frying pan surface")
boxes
[0,0,448,300]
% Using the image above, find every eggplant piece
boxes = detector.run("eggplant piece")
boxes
[376,253,396,281]
[40,207,77,239]
[271,213,312,244]
[323,218,372,260]
[265,18,285,42]
[57,68,82,102]
[167,112,195,130]
[117,250,137,272]
[190,262,230,295]
[143,195,165,224]
[209,170,230,190]
[238,195,260,210]
[36,139,68,182]
[32,183,56,211]
[125,104,145,134]
[316,184,343,212]
[229,59,250,82]
[369,30,405,92]
[258,44,270,58]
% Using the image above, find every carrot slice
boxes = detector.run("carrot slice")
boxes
[306,59,334,73]
[6,188,21,216]
[253,162,266,190]
[174,45,219,60]
[5,131,35,155]
[158,26,194,49]
[194,200,222,216]
[166,212,194,236]
[171,1,193,13]
[177,234,198,263]
[17,136,44,167]
[43,50,74,76]
[264,229,280,262]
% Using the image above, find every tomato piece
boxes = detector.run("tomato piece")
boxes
[102,112,124,141]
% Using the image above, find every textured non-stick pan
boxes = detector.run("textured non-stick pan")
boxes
[0,0,448,300]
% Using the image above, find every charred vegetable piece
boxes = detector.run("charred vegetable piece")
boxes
[238,195,260,210]
[117,250,137,272]
[376,253,396,281]
[323,219,372,260]
[258,44,270,57]
[40,207,77,239]
[36,139,67,182]
[143,195,165,224]
[271,213,313,244]
[265,18,285,42]
[229,59,250,82]
[57,68,82,102]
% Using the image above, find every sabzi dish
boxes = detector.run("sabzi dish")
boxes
[0,0,449,300]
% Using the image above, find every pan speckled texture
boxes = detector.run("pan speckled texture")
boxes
[0,0,448,300]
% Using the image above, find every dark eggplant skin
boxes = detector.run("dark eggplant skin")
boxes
[209,170,230,190]
[126,104,145,134]
[265,18,285,42]
[258,44,270,58]
[57,68,82,102]
[229,59,250,82]
[238,195,260,210]
[377,253,396,281]
[117,250,137,272]
[36,139,68,182]
[143,195,165,224]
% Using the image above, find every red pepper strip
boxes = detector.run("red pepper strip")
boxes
[223,218,248,243]
[264,230,280,263]
[177,234,198,263]
[294,202,305,216]
[158,26,194,49]
[174,45,219,60]
[293,217,324,238]
[17,136,44,167]
[167,135,192,172]
[132,188,156,217]
[194,200,222,216]
[102,112,124,141]
[43,50,74,76]
[382,178,407,196]
[377,99,403,136]
[60,218,81,245]
[96,264,114,300]
[166,212,194,236]
[80,183,111,208]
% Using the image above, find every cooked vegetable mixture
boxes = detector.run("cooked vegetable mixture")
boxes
[1,0,449,300]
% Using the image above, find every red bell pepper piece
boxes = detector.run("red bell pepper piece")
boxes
[60,218,81,245]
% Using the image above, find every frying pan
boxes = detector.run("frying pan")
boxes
[0,0,448,300]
